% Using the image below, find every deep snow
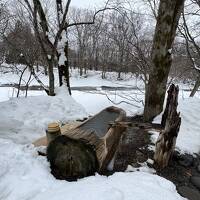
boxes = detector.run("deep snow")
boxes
[0,65,199,200]
[0,138,184,200]
[0,66,200,153]
[0,86,87,144]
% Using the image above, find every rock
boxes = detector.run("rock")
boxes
[178,186,200,200]
[179,154,194,167]
[191,176,200,190]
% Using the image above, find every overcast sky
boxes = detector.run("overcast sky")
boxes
[70,0,105,9]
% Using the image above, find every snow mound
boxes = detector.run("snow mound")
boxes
[177,97,200,154]
[0,86,87,144]
[0,138,184,200]
[153,97,200,154]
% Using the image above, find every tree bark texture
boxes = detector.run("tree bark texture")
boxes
[154,84,181,169]
[47,135,99,181]
[48,60,55,96]
[144,0,185,122]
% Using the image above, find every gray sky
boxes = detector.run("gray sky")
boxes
[70,0,105,9]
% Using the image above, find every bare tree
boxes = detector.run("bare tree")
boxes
[22,0,111,96]
[178,1,200,97]
[0,1,11,65]
[0,1,10,36]
[70,8,94,76]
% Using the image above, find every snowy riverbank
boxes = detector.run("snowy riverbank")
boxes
[0,67,199,200]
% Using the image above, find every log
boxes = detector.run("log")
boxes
[35,106,127,180]
[47,135,99,181]
[154,84,181,168]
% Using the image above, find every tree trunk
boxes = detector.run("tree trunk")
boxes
[65,41,71,95]
[36,64,39,72]
[25,70,32,97]
[44,65,48,75]
[144,0,185,122]
[154,84,181,169]
[48,60,55,96]
[17,66,28,97]
[118,71,121,80]
[84,59,87,75]
[94,49,99,71]
[161,84,175,127]
[102,64,106,79]
[33,0,55,96]
[57,31,71,95]
[31,67,50,95]
[80,66,83,76]
[78,50,83,76]
[190,74,200,97]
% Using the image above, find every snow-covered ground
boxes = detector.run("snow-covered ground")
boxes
[0,64,145,115]
[0,87,14,102]
[72,90,144,115]
[0,65,200,153]
[0,64,199,200]
[0,64,56,87]
[0,138,184,200]
[0,64,143,88]
[0,86,86,144]
[1,65,199,153]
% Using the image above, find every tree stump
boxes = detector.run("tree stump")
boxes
[154,84,181,168]
[47,135,99,181]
